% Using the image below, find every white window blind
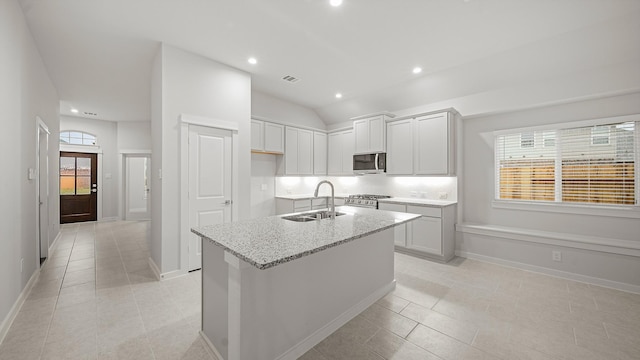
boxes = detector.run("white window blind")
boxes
[496,121,637,206]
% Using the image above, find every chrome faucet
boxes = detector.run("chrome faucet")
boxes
[314,180,335,219]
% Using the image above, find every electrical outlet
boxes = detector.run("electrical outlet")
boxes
[410,191,418,198]
[438,192,448,199]
[20,258,24,273]
[552,251,562,262]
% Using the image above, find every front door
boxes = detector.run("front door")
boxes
[60,152,97,223]
[188,125,232,271]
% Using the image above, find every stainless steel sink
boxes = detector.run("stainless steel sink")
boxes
[282,210,346,222]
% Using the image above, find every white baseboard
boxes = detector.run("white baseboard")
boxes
[0,268,40,345]
[148,257,161,281]
[456,250,640,294]
[147,257,187,281]
[47,231,62,258]
[199,331,223,360]
[276,280,396,360]
[99,216,119,222]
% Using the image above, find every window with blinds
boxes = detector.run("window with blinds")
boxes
[495,121,637,206]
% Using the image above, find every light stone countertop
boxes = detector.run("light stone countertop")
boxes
[275,194,349,200]
[378,197,457,207]
[191,206,420,270]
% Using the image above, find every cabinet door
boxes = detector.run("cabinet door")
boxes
[313,132,327,175]
[285,127,299,174]
[369,116,385,153]
[415,113,449,175]
[353,119,369,154]
[387,119,414,175]
[297,129,313,175]
[378,203,407,246]
[264,122,284,153]
[251,120,264,151]
[408,215,442,255]
[341,130,355,174]
[327,132,343,175]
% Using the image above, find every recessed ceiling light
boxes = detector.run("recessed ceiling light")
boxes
[71,108,79,113]
[330,0,343,7]
[248,57,257,65]
[335,93,343,99]
[412,67,422,74]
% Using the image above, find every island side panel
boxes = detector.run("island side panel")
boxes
[229,228,395,360]
[201,239,229,359]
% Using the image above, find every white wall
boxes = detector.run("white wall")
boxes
[252,90,326,130]
[60,116,118,220]
[276,175,457,201]
[459,92,640,290]
[250,154,277,218]
[117,121,151,150]
[0,0,59,334]
[151,44,251,275]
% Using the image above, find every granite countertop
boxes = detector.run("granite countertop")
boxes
[275,194,349,200]
[378,197,457,207]
[191,206,420,270]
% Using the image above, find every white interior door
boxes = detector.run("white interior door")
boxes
[189,125,232,271]
[37,124,49,262]
[125,156,151,220]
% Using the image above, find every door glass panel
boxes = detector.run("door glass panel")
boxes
[60,157,76,195]
[76,176,91,194]
[76,158,91,175]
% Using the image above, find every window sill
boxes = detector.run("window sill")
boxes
[491,200,640,219]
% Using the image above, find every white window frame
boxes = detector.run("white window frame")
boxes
[60,130,97,146]
[493,115,640,219]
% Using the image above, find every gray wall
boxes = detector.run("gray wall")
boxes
[151,44,251,275]
[0,0,60,330]
[459,92,640,288]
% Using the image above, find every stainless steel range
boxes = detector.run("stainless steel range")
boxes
[344,194,391,209]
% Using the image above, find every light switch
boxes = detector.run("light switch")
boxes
[28,168,35,180]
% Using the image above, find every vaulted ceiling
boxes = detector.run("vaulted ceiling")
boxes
[18,0,640,124]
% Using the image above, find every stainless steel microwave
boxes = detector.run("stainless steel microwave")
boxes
[353,153,386,174]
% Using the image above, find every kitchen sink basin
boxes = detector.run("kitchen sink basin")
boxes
[282,210,346,222]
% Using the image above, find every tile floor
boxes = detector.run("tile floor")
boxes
[1,220,639,360]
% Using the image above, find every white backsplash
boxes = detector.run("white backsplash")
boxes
[275,174,457,201]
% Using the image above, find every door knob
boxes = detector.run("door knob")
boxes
[221,200,232,205]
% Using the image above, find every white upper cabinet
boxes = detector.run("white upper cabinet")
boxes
[264,122,285,153]
[386,119,414,175]
[352,114,393,154]
[415,112,454,175]
[327,129,354,175]
[313,131,327,175]
[386,110,456,176]
[251,120,264,151]
[284,126,313,175]
[251,119,284,154]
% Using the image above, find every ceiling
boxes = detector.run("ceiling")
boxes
[18,0,640,124]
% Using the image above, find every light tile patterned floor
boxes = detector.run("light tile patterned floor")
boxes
[1,220,639,359]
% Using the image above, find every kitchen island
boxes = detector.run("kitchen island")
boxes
[192,206,420,360]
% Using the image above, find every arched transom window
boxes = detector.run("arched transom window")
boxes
[60,131,96,145]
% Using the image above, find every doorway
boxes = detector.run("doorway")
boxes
[187,125,233,271]
[60,152,98,223]
[37,118,50,265]
[124,155,151,220]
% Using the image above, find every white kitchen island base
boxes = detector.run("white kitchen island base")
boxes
[200,228,395,360]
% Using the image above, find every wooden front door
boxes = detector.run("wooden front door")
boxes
[60,152,97,223]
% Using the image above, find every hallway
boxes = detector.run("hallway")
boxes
[0,221,207,359]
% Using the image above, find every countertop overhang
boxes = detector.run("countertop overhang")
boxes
[191,206,420,270]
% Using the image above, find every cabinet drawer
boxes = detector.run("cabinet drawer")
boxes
[407,205,441,218]
[293,199,311,210]
[378,203,406,212]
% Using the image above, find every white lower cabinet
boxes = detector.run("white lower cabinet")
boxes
[379,201,456,262]
[378,203,407,247]
[275,197,343,215]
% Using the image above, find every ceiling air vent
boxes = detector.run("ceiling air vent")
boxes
[281,75,300,83]
[84,111,98,116]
